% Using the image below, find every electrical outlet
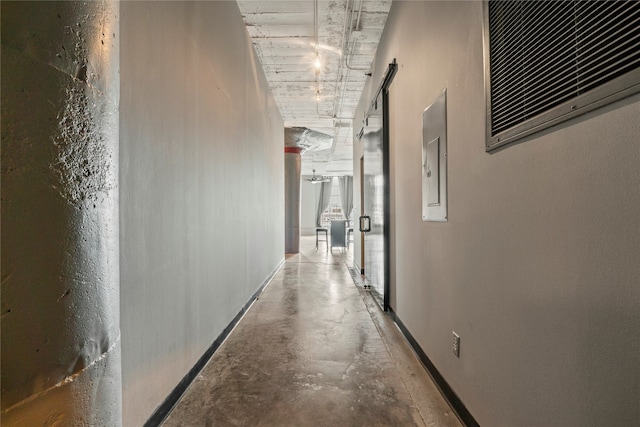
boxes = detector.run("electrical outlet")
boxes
[452,331,460,358]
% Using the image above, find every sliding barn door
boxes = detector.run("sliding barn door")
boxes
[360,60,397,310]
[362,92,385,306]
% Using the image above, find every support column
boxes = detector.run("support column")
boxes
[284,147,302,254]
[1,1,121,425]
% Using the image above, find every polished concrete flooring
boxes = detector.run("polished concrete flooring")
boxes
[163,236,461,426]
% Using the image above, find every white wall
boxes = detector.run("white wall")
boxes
[354,2,640,425]
[119,2,284,424]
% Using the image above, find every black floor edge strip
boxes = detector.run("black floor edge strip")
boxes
[388,308,480,427]
[143,259,285,427]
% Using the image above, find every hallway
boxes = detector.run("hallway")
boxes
[162,236,460,426]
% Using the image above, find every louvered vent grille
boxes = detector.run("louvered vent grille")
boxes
[487,0,640,149]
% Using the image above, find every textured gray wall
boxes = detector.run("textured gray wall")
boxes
[355,1,640,425]
[119,2,284,424]
[2,2,122,424]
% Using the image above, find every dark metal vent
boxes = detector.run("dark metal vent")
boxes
[486,0,640,150]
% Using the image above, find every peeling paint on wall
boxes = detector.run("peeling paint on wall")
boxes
[51,83,117,205]
[1,1,122,425]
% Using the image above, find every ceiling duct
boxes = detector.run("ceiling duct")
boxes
[285,127,333,153]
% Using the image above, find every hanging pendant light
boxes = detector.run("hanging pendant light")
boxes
[308,169,331,184]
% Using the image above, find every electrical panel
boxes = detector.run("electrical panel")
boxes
[422,90,447,222]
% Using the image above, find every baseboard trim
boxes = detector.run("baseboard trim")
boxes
[352,261,364,275]
[388,308,480,427]
[143,259,285,427]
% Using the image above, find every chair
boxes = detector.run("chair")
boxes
[347,227,354,247]
[315,227,328,249]
[330,220,347,252]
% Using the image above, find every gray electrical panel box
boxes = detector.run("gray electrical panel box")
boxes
[422,90,447,222]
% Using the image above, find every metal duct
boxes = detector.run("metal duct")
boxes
[285,127,333,153]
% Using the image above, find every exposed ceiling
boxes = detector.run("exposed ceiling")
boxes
[237,0,392,176]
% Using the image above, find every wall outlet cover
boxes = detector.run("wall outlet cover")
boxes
[452,331,460,358]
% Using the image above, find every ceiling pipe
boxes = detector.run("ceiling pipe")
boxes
[338,60,352,118]
[329,0,352,118]
[345,0,370,71]
[317,0,364,129]
[356,0,364,30]
[320,0,363,158]
[315,0,335,119]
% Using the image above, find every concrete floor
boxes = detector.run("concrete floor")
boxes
[162,236,461,426]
